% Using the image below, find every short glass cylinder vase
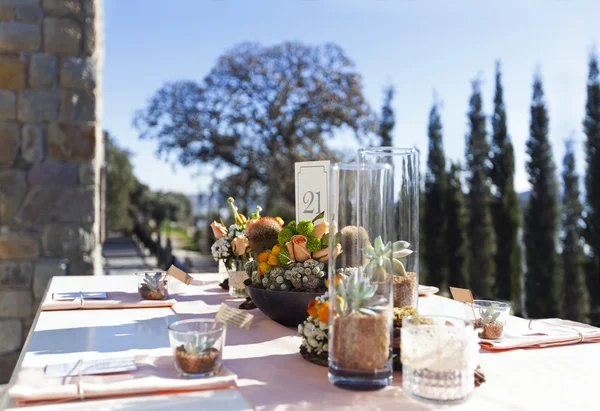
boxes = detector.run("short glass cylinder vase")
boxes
[136,271,169,300]
[226,261,248,298]
[466,300,510,340]
[328,162,394,390]
[359,147,420,309]
[401,316,479,405]
[168,319,226,378]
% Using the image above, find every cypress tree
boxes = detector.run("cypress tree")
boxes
[379,86,395,146]
[583,53,600,321]
[561,139,590,322]
[446,162,469,288]
[524,73,560,318]
[465,79,495,299]
[424,100,448,289]
[489,62,523,312]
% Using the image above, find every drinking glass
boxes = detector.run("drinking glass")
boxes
[401,315,479,404]
[136,271,169,300]
[465,300,511,340]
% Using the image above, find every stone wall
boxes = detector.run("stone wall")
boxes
[0,0,104,383]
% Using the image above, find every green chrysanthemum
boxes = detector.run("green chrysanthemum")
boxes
[306,236,322,252]
[297,220,314,236]
[286,220,297,234]
[278,227,293,246]
[321,233,329,248]
[278,247,291,265]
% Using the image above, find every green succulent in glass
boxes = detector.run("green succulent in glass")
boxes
[363,236,413,281]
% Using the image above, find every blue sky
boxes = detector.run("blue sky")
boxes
[103,0,599,195]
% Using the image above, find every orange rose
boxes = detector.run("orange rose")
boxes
[231,236,249,256]
[312,243,343,263]
[210,221,228,239]
[312,221,329,240]
[258,262,269,275]
[307,300,318,317]
[257,251,270,263]
[267,254,279,266]
[317,301,329,323]
[286,235,311,262]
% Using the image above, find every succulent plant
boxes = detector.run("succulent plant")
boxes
[283,259,325,291]
[478,304,501,325]
[363,237,413,280]
[333,267,383,316]
[184,335,217,355]
[142,272,167,293]
[261,266,292,291]
[248,217,282,257]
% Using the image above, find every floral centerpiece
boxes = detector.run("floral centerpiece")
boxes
[210,198,258,296]
[298,293,330,366]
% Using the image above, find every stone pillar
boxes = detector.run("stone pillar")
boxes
[0,0,104,383]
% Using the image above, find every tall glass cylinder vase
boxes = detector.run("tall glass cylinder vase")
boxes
[328,163,394,389]
[359,148,419,309]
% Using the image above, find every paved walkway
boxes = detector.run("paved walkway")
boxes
[102,235,157,275]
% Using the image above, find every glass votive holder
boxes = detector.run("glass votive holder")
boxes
[401,316,479,405]
[465,300,511,340]
[136,271,169,300]
[168,319,226,378]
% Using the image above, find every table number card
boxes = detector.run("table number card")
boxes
[215,304,254,330]
[450,287,474,304]
[167,264,193,285]
[295,161,330,224]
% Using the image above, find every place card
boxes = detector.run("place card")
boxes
[53,292,107,301]
[295,161,330,224]
[215,303,254,330]
[167,264,193,285]
[449,287,474,304]
[45,356,137,378]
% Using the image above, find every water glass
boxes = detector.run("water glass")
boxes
[401,316,479,405]
[136,271,169,300]
[168,319,226,378]
[466,300,511,340]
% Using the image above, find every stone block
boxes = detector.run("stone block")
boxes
[33,257,67,299]
[0,121,18,167]
[0,21,40,51]
[0,169,26,224]
[0,57,25,89]
[61,57,96,90]
[83,16,95,56]
[16,185,94,225]
[0,231,39,259]
[69,257,94,275]
[29,53,57,89]
[78,161,94,185]
[43,0,81,18]
[48,122,95,161]
[43,17,81,55]
[0,261,32,289]
[28,160,78,186]
[16,1,42,24]
[0,352,19,384]
[0,319,23,355]
[21,125,45,164]
[18,90,59,122]
[0,90,15,120]
[0,290,32,317]
[82,0,95,16]
[42,224,94,259]
[60,89,95,121]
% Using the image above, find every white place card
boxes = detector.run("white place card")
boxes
[53,292,107,301]
[45,356,137,378]
[295,161,330,224]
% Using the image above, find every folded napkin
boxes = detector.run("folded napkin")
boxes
[9,355,237,405]
[480,317,600,351]
[41,292,177,311]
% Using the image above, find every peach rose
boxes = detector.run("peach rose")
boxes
[312,221,329,240]
[210,221,228,239]
[312,243,343,263]
[231,236,249,256]
[286,235,311,262]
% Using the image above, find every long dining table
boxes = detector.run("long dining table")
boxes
[3,273,599,410]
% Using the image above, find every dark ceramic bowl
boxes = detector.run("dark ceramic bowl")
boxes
[244,279,323,327]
